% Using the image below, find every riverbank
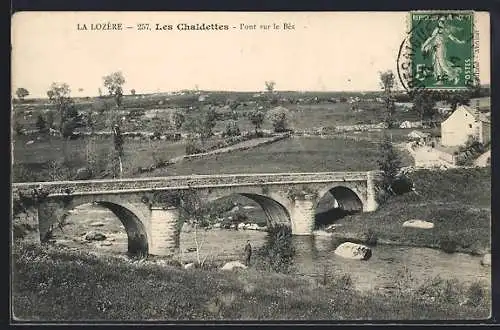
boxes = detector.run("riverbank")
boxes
[322,167,491,256]
[12,242,490,321]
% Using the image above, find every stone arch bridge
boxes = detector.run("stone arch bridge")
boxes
[12,171,380,256]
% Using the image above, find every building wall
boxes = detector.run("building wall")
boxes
[441,107,477,147]
[481,121,491,145]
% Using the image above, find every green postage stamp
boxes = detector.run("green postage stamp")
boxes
[404,11,476,90]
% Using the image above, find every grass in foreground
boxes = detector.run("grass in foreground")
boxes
[331,168,491,254]
[12,242,490,321]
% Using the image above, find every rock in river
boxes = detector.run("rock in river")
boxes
[221,261,248,270]
[334,242,372,260]
[85,231,107,241]
[402,219,434,229]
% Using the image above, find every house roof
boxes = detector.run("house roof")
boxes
[459,105,490,123]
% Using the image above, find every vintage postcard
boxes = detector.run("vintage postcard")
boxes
[11,11,491,322]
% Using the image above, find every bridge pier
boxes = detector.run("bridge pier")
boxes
[290,194,316,235]
[149,207,179,256]
[364,171,379,212]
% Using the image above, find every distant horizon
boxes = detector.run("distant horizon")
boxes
[13,84,492,101]
[12,12,490,98]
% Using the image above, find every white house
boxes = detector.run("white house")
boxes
[441,105,491,147]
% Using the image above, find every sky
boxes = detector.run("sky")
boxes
[11,11,491,98]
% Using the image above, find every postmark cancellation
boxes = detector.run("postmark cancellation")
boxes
[398,11,478,92]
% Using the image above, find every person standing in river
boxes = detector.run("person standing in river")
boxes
[244,240,252,266]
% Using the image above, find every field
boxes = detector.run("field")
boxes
[124,136,414,177]
[12,241,491,321]
[330,167,491,254]
[13,92,417,181]
[12,135,187,181]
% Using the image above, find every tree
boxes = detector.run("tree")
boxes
[184,108,217,147]
[103,71,126,107]
[46,111,55,129]
[86,109,96,134]
[411,90,437,123]
[171,111,185,130]
[112,124,124,178]
[249,110,265,135]
[442,90,471,111]
[16,88,29,101]
[267,106,289,133]
[151,115,171,139]
[130,89,136,96]
[35,114,47,132]
[47,82,76,137]
[265,80,276,93]
[377,134,402,197]
[379,70,396,128]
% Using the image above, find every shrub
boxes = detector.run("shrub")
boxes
[267,107,289,133]
[258,224,295,273]
[185,139,204,155]
[335,274,354,291]
[61,120,78,139]
[223,120,241,137]
[466,282,485,306]
[363,229,378,246]
[232,211,248,224]
[14,121,23,135]
[127,109,145,118]
[377,135,402,198]
[439,236,458,254]
[35,114,48,132]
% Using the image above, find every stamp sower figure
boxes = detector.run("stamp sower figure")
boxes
[421,16,466,85]
[244,240,252,266]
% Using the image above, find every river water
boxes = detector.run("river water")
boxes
[53,204,491,292]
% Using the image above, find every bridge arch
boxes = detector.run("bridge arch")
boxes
[39,195,150,256]
[315,185,364,228]
[205,190,292,228]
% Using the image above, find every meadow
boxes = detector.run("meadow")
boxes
[12,241,491,321]
[12,89,426,183]
[330,167,491,255]
[136,136,414,176]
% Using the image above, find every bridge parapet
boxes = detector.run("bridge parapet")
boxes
[12,171,375,197]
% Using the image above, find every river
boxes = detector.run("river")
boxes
[52,204,491,292]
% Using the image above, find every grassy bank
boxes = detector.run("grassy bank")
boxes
[148,137,413,176]
[12,242,490,321]
[329,168,491,255]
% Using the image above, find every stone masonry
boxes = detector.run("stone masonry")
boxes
[12,171,381,256]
